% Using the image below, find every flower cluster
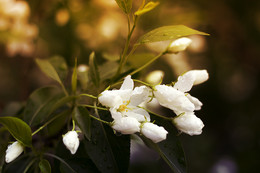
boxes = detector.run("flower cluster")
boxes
[98,75,168,143]
[98,70,208,142]
[0,0,38,56]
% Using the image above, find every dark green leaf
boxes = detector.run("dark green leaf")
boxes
[84,113,119,173]
[35,58,63,85]
[141,114,186,173]
[0,117,32,147]
[136,25,209,45]
[23,86,64,126]
[39,159,51,173]
[72,107,91,141]
[89,52,100,87]
[71,58,78,95]
[135,1,159,16]
[115,0,132,14]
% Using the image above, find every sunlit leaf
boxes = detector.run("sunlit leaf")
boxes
[136,25,209,45]
[0,117,32,147]
[135,1,159,16]
[128,53,155,68]
[141,114,186,173]
[35,58,63,85]
[115,0,132,14]
[89,52,100,87]
[39,159,51,173]
[23,86,64,126]
[72,107,91,141]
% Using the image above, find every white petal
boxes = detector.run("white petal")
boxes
[174,72,195,92]
[120,75,134,90]
[141,123,168,143]
[5,141,23,163]
[154,85,195,112]
[173,112,204,135]
[124,107,150,122]
[112,117,140,134]
[63,131,80,154]
[130,86,150,106]
[186,94,203,110]
[109,108,122,120]
[98,89,132,108]
[191,70,209,85]
[167,37,192,53]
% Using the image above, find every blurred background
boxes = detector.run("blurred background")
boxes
[0,0,259,172]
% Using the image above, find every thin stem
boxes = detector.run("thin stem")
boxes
[138,106,172,121]
[72,120,76,131]
[80,104,108,111]
[32,110,69,136]
[79,93,97,99]
[133,79,154,88]
[89,114,111,125]
[129,51,167,76]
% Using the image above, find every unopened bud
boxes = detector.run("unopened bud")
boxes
[167,37,192,54]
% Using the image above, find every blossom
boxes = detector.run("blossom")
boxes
[63,131,80,154]
[154,84,195,113]
[173,70,209,93]
[141,122,168,143]
[173,112,204,135]
[112,117,141,134]
[5,141,23,163]
[167,37,192,53]
[98,75,151,122]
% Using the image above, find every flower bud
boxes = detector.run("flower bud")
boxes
[63,131,80,154]
[112,117,140,134]
[173,112,204,135]
[141,122,168,143]
[167,37,192,53]
[5,141,23,163]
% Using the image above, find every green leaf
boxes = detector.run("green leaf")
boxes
[135,1,159,16]
[141,114,186,173]
[71,59,77,95]
[72,107,91,141]
[48,56,68,82]
[0,117,32,147]
[136,25,209,45]
[23,86,64,126]
[39,159,51,173]
[35,58,63,85]
[115,0,132,14]
[84,113,119,173]
[99,61,119,81]
[88,52,100,87]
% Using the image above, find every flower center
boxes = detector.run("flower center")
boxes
[117,100,130,112]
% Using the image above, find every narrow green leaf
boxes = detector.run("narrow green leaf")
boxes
[72,107,91,141]
[115,0,132,14]
[35,58,63,85]
[39,159,51,173]
[141,114,186,173]
[88,52,100,87]
[0,117,32,147]
[135,1,159,16]
[71,58,77,95]
[23,86,64,126]
[136,25,209,45]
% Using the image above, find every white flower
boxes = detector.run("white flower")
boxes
[167,37,192,53]
[112,117,141,134]
[5,141,23,163]
[173,112,204,135]
[174,70,209,92]
[141,122,168,143]
[154,84,195,113]
[63,131,80,154]
[98,75,151,122]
